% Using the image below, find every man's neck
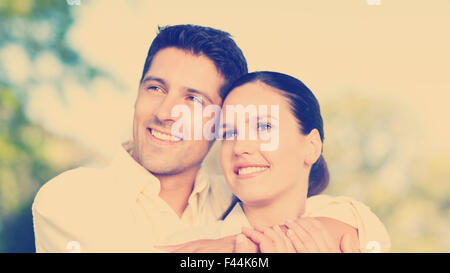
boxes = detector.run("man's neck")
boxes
[154,166,200,218]
[125,141,201,218]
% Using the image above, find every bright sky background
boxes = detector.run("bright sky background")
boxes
[15,0,450,162]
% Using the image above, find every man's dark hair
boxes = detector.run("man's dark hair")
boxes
[140,24,248,100]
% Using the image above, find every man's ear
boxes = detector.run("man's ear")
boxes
[305,129,322,166]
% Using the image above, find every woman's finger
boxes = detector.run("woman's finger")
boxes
[234,234,257,253]
[253,224,286,253]
[340,233,361,253]
[273,225,296,253]
[302,218,340,253]
[242,226,275,252]
[242,226,277,253]
[285,228,307,253]
[295,218,332,253]
[285,219,318,252]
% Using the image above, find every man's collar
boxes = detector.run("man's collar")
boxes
[106,141,161,202]
[188,167,209,205]
[108,141,211,208]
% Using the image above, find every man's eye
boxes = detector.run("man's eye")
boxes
[187,95,203,104]
[147,86,164,93]
[258,122,272,131]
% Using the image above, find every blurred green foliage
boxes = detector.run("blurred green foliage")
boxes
[0,87,75,252]
[323,94,450,252]
[0,0,95,252]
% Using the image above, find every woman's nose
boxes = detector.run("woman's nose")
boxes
[232,138,259,156]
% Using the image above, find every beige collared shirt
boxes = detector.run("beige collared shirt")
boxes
[32,144,390,252]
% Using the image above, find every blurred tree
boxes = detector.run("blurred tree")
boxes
[322,93,450,252]
[0,0,100,252]
[0,87,88,252]
[0,0,104,95]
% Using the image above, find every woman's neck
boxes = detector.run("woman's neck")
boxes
[242,183,307,227]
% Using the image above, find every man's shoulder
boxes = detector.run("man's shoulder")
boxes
[32,166,127,251]
[32,167,107,218]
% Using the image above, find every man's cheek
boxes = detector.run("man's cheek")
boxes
[134,103,145,119]
[135,94,158,114]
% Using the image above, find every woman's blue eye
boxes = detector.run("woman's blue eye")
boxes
[258,123,272,131]
[222,130,237,140]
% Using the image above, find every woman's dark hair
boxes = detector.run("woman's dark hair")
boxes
[221,71,329,219]
[140,24,248,100]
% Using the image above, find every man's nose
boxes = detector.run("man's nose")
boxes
[154,94,179,124]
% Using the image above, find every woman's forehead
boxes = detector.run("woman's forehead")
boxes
[223,81,287,106]
[220,82,297,126]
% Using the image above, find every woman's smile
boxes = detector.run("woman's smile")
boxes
[234,164,270,179]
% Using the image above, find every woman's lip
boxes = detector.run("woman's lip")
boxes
[233,165,270,179]
[234,166,270,180]
[233,164,270,174]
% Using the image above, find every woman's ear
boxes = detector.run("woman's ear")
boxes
[305,129,322,166]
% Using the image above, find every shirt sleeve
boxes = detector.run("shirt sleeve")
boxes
[31,169,91,253]
[32,192,74,253]
[304,194,391,252]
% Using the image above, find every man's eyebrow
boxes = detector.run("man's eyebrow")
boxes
[186,88,214,104]
[141,76,167,86]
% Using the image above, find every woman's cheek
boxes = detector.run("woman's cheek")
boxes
[220,142,233,178]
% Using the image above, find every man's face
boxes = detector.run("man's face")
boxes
[133,47,224,175]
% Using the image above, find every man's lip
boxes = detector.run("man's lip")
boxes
[147,127,183,142]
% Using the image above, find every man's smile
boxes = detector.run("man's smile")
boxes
[147,127,182,144]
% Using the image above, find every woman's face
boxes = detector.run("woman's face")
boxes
[220,81,320,207]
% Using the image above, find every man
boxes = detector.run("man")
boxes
[32,25,389,252]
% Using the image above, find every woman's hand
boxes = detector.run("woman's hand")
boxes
[241,224,296,253]
[284,217,341,253]
[240,217,360,253]
[233,234,259,253]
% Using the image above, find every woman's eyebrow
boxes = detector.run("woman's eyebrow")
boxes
[221,113,279,127]
[221,122,234,130]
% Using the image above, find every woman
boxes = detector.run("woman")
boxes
[160,71,390,253]
[219,71,334,252]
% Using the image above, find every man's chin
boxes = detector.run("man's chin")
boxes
[140,158,184,175]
